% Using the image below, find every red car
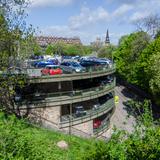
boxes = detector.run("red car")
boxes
[93,119,101,129]
[41,65,63,76]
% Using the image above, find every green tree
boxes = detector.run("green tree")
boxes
[45,43,92,56]
[0,0,35,118]
[46,44,55,55]
[98,44,116,59]
[64,44,85,56]
[83,45,93,55]
[114,31,150,87]
[139,37,160,105]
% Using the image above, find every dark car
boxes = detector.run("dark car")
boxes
[99,76,114,86]
[60,61,86,73]
[14,94,23,102]
[30,55,44,60]
[74,106,87,117]
[106,76,114,83]
[105,93,113,100]
[99,93,113,104]
[34,60,56,68]
[80,60,97,67]
[0,67,26,78]
[80,59,107,68]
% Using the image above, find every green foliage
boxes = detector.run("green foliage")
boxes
[144,38,160,105]
[0,112,95,160]
[0,0,36,117]
[0,101,160,160]
[114,31,160,104]
[64,44,85,56]
[114,31,150,85]
[84,101,160,160]
[83,45,93,55]
[45,43,93,56]
[98,45,116,59]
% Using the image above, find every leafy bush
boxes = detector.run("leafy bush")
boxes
[0,102,160,160]
[83,104,160,160]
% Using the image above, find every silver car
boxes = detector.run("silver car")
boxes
[60,61,86,73]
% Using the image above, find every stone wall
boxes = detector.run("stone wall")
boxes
[28,106,61,129]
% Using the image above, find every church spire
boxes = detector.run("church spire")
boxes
[105,29,110,45]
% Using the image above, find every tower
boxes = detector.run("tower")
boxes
[105,29,110,45]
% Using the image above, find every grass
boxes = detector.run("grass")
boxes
[0,112,98,160]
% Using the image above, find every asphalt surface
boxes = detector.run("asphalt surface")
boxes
[103,84,137,138]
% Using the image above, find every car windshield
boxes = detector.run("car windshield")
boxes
[46,66,59,69]
[52,66,59,69]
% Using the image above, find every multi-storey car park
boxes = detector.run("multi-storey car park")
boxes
[17,63,116,138]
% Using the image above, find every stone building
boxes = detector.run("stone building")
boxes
[36,36,82,47]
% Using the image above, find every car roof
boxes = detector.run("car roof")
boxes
[45,65,59,67]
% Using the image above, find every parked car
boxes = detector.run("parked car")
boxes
[30,55,44,60]
[41,65,63,76]
[34,60,56,68]
[1,67,26,77]
[106,76,114,83]
[99,77,114,86]
[71,56,81,61]
[14,94,22,102]
[99,58,113,67]
[74,106,87,117]
[80,59,107,68]
[93,119,101,129]
[47,58,59,65]
[99,93,113,104]
[80,60,97,67]
[106,93,113,100]
[92,103,101,110]
[60,61,86,73]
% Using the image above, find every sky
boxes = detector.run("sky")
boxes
[26,0,160,44]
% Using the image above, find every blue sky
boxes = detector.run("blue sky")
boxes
[26,0,160,44]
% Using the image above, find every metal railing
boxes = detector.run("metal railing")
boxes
[93,121,110,134]
[60,99,114,126]
[28,64,116,83]
[27,79,115,100]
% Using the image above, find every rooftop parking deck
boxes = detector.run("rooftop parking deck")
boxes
[28,65,116,83]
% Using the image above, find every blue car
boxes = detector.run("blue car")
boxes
[34,61,56,68]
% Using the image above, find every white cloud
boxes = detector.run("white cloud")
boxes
[35,0,160,44]
[113,4,133,17]
[30,0,74,7]
[69,6,109,30]
[107,0,138,5]
[128,0,160,22]
[130,11,150,22]
[69,4,135,30]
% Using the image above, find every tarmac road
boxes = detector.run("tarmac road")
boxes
[102,84,137,138]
